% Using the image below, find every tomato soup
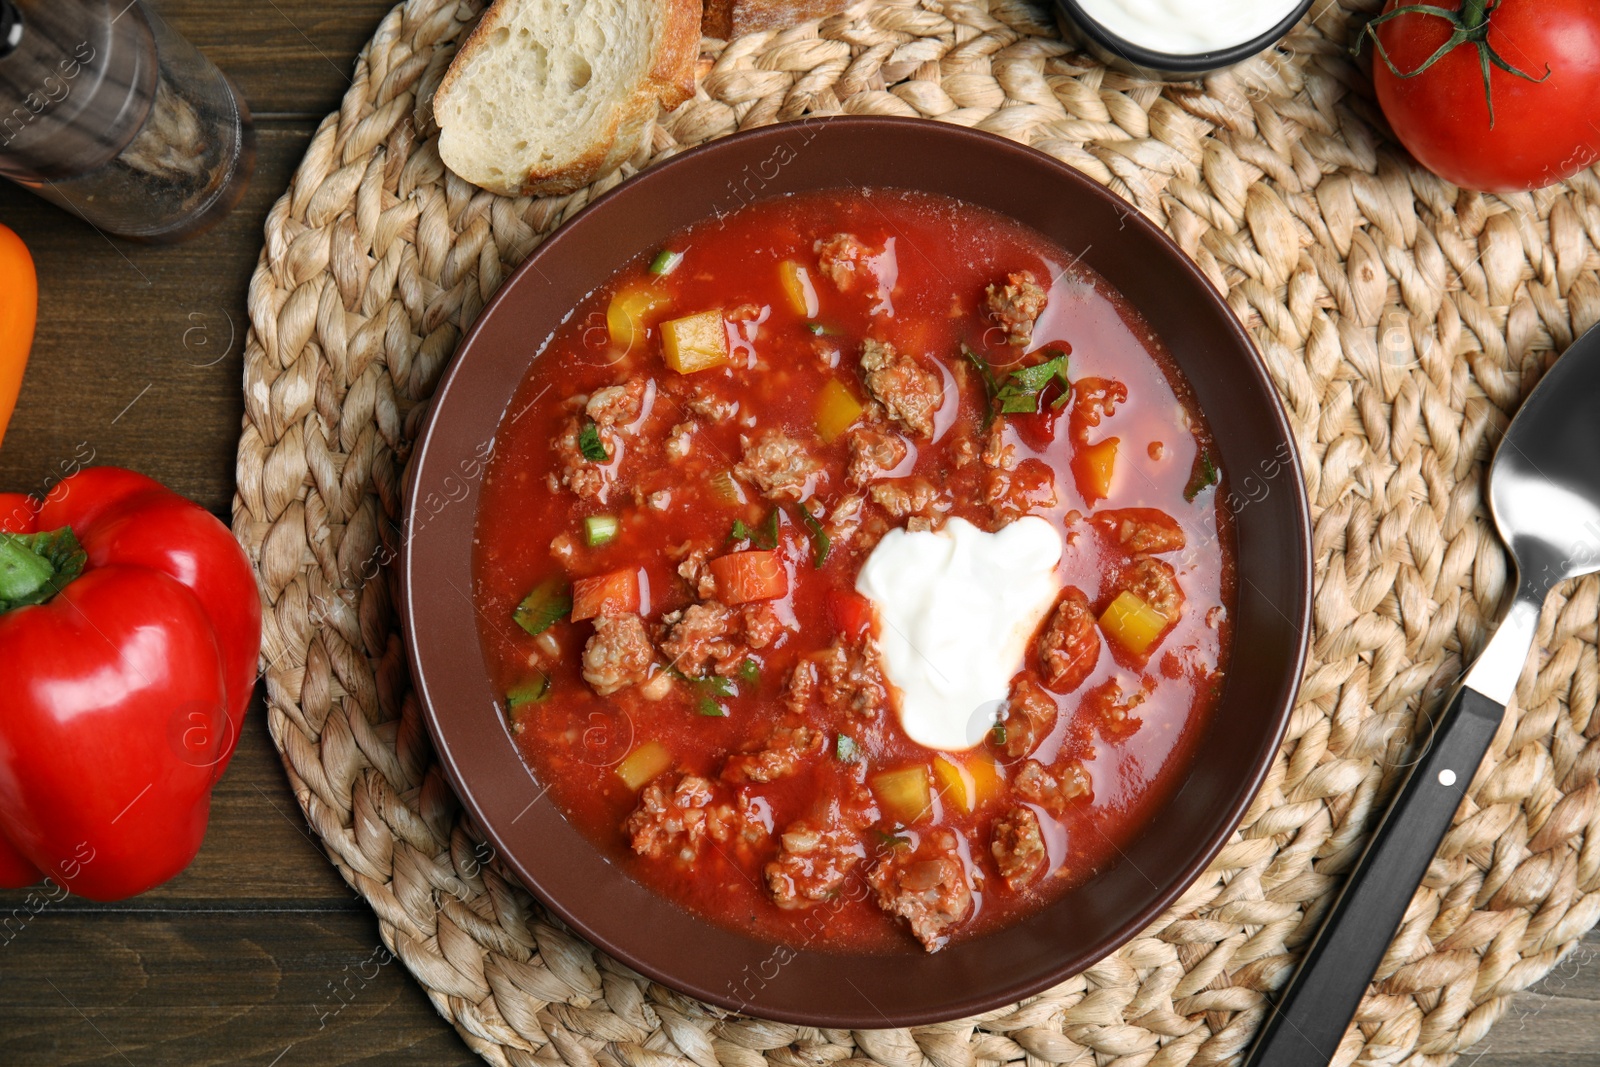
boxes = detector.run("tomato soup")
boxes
[473,188,1234,952]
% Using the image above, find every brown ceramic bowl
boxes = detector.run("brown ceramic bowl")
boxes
[402,116,1311,1027]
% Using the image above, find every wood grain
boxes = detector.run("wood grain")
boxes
[0,1,1596,1063]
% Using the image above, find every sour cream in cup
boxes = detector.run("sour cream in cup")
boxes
[1055,0,1312,76]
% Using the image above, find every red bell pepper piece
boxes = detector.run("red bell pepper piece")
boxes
[0,468,261,901]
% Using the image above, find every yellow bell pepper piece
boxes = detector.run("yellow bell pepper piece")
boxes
[661,310,731,374]
[871,765,932,824]
[815,379,865,443]
[1074,436,1119,503]
[779,259,819,318]
[1099,590,1170,656]
[607,285,670,351]
[932,756,976,813]
[615,740,673,791]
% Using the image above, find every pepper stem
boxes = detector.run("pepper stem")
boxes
[0,527,88,612]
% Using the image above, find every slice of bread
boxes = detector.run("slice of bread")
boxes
[434,0,702,197]
[702,0,854,39]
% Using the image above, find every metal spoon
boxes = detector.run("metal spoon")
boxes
[1245,322,1600,1065]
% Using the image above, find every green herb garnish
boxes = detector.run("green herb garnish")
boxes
[667,666,738,715]
[835,734,861,762]
[989,722,1007,747]
[961,344,1000,431]
[513,578,571,636]
[738,658,760,684]
[792,502,830,567]
[805,322,840,336]
[998,352,1071,413]
[963,345,1071,426]
[1184,451,1219,502]
[873,828,911,850]
[649,249,684,276]
[728,509,780,550]
[577,420,608,462]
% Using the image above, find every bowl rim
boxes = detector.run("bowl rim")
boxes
[1053,0,1316,75]
[402,114,1313,1027]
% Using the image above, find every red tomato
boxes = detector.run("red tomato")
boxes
[708,549,788,605]
[1368,0,1600,192]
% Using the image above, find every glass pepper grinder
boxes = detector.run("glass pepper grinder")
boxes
[0,0,254,242]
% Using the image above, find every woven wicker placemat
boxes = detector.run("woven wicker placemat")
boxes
[233,0,1600,1063]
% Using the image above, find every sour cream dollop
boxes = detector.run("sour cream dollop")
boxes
[1072,0,1300,55]
[856,516,1062,752]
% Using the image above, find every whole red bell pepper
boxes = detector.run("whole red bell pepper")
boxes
[0,468,261,900]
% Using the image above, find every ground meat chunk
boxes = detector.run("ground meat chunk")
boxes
[1014,758,1093,816]
[825,493,866,547]
[869,477,945,520]
[673,544,718,599]
[984,271,1048,347]
[991,806,1047,890]
[845,426,907,487]
[985,458,1057,523]
[1093,508,1186,554]
[552,416,615,501]
[816,233,877,292]
[783,659,816,716]
[860,339,941,439]
[681,384,737,422]
[624,774,767,862]
[659,601,788,677]
[1037,587,1100,693]
[868,828,974,952]
[723,723,826,784]
[1070,377,1128,442]
[659,602,742,676]
[734,429,820,502]
[766,818,865,909]
[998,677,1058,759]
[581,613,655,696]
[665,421,696,461]
[980,423,1017,470]
[1122,557,1184,620]
[815,636,890,719]
[585,378,648,429]
[1082,678,1145,741]
[741,603,784,649]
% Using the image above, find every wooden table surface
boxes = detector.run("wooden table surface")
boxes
[0,2,1594,1064]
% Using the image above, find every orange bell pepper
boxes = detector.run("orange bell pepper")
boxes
[0,224,36,449]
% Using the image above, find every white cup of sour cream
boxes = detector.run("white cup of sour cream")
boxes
[1055,0,1312,77]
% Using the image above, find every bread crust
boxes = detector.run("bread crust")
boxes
[435,0,703,197]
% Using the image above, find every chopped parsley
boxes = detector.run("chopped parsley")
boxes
[835,734,861,762]
[668,666,738,716]
[738,658,761,684]
[577,420,608,462]
[513,578,571,637]
[989,722,1008,747]
[1184,450,1219,502]
[963,344,1071,427]
[792,501,831,567]
[729,509,779,550]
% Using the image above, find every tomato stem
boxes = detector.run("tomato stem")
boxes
[0,527,86,612]
[1353,0,1552,129]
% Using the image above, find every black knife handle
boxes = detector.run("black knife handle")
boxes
[1243,685,1505,1066]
